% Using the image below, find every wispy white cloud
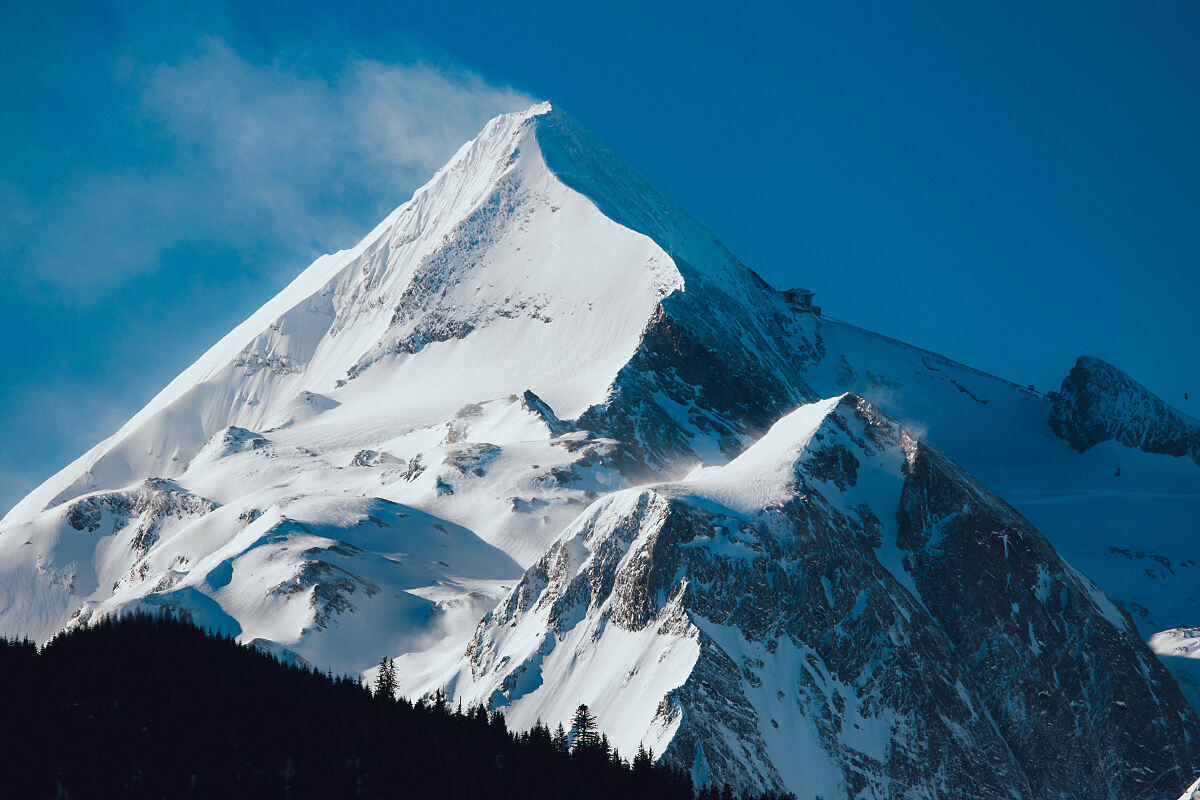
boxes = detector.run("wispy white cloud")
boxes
[15,37,534,299]
[0,31,535,512]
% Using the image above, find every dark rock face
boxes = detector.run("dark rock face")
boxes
[63,479,218,560]
[899,441,1200,798]
[1049,355,1200,465]
[271,554,379,631]
[462,396,1200,798]
[650,498,1023,797]
[520,390,569,437]
[576,297,819,475]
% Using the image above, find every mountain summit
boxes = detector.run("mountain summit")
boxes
[2,103,1198,798]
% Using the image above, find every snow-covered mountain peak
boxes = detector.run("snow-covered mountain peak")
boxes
[4,100,825,528]
[3,100,1198,799]
[3,102,690,521]
[681,393,880,514]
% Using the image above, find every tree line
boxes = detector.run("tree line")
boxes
[0,612,794,799]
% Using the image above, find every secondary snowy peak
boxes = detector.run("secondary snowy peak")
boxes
[680,394,869,513]
[1049,355,1200,465]
[448,394,1199,798]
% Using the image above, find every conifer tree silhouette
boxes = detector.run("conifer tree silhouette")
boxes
[552,722,569,753]
[569,703,600,753]
[372,656,396,698]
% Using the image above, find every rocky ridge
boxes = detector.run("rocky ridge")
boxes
[1050,355,1200,465]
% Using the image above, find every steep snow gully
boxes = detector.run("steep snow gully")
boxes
[2,103,1198,798]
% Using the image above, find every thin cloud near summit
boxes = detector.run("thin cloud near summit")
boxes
[13,36,533,300]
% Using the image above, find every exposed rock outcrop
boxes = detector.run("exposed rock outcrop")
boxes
[1049,356,1200,464]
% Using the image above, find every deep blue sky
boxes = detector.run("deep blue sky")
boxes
[2,0,1197,514]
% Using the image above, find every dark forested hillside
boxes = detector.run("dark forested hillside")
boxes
[0,613,791,800]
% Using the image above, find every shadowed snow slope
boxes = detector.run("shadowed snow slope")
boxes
[0,103,1197,797]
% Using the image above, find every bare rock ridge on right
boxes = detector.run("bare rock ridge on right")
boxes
[1049,354,1200,465]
